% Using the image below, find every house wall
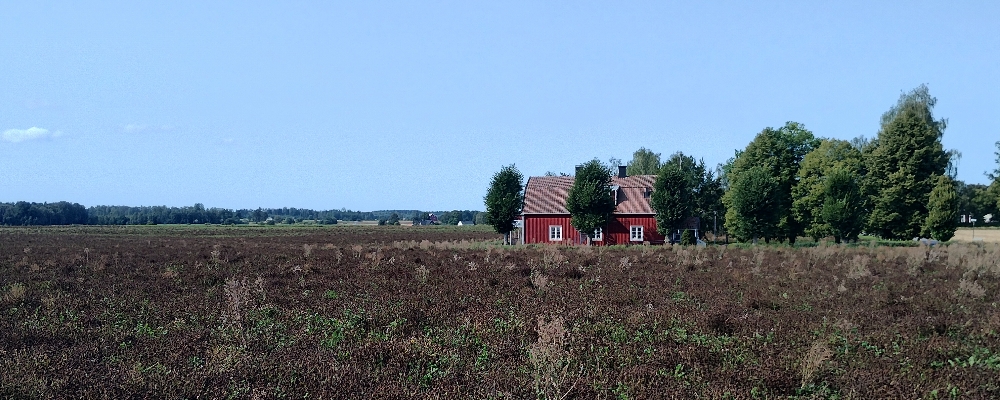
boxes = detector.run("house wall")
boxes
[606,215,664,245]
[523,215,580,244]
[523,214,663,245]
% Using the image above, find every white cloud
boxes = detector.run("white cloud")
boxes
[2,127,56,143]
[123,124,175,133]
[123,124,147,133]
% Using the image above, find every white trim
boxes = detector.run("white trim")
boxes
[548,225,563,241]
[593,227,603,241]
[608,213,661,216]
[629,225,644,242]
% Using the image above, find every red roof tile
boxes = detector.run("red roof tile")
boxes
[523,175,657,214]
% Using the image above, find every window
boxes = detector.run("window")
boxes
[593,227,603,241]
[549,225,563,241]
[630,225,644,242]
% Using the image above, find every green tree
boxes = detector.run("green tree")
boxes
[651,163,691,237]
[680,229,695,246]
[986,141,1000,182]
[439,211,460,225]
[388,213,400,225]
[995,183,1000,219]
[412,212,430,223]
[988,141,1000,212]
[566,159,615,244]
[923,175,959,241]
[864,85,951,239]
[484,165,525,244]
[820,167,864,243]
[726,122,819,243]
[724,166,780,244]
[626,147,662,176]
[700,170,725,240]
[792,139,864,241]
[250,208,268,223]
[956,182,1000,225]
[664,152,724,237]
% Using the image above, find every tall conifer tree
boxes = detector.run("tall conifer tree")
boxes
[863,85,950,239]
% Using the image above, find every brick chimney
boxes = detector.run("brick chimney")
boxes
[618,165,627,178]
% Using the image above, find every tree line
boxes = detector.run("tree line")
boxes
[397,211,485,225]
[485,85,1000,244]
[0,202,88,226]
[0,203,483,226]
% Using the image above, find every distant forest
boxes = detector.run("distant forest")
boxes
[0,202,483,226]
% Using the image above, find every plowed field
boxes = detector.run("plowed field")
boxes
[2,225,998,398]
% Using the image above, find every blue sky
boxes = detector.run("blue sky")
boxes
[2,1,998,211]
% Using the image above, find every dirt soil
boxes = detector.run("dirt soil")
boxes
[1,226,998,398]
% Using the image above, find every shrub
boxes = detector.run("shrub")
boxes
[680,229,695,246]
[4,282,26,303]
[800,341,832,388]
[529,315,576,399]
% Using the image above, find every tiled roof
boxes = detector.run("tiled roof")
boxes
[523,175,657,214]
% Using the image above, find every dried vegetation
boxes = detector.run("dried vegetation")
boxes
[1,226,999,398]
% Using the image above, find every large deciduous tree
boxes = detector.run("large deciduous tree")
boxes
[956,183,1000,225]
[651,163,691,237]
[986,141,1000,182]
[661,152,724,238]
[724,166,780,244]
[863,85,951,240]
[820,167,864,243]
[995,183,1000,218]
[725,122,819,243]
[484,164,524,244]
[626,147,662,176]
[566,159,616,244]
[792,139,864,241]
[251,208,268,223]
[988,141,1000,212]
[923,175,959,241]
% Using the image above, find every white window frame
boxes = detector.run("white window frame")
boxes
[549,225,563,241]
[630,225,644,242]
[592,227,603,241]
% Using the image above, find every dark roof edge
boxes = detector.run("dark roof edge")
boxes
[522,212,656,216]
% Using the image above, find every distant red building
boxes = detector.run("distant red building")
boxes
[520,167,665,245]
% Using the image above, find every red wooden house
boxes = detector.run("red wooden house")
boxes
[520,167,665,245]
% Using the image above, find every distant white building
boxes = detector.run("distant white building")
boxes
[457,220,475,226]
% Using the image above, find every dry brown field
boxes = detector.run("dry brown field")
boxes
[952,227,1000,243]
[1,225,999,398]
